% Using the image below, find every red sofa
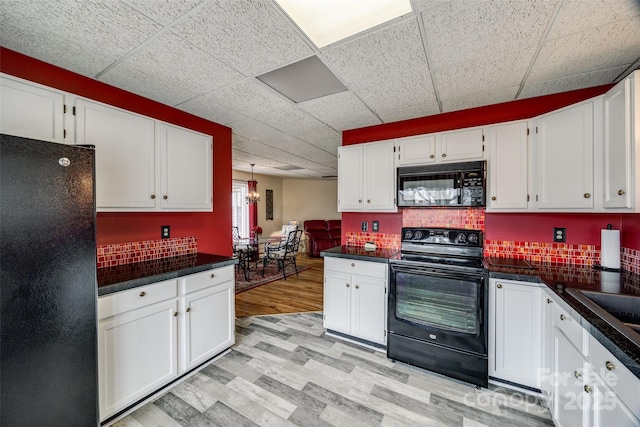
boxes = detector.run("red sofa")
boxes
[304,220,341,257]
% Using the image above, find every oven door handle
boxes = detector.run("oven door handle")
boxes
[390,263,487,282]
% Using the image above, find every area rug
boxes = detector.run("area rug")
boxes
[234,264,310,293]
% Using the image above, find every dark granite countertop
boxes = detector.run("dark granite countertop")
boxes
[321,245,401,263]
[97,253,237,296]
[486,259,640,380]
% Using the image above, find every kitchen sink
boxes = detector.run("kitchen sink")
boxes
[566,288,640,348]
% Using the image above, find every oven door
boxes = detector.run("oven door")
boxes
[388,260,488,355]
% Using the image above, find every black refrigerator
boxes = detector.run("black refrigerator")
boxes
[1,134,98,425]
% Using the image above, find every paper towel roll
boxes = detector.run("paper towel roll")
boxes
[601,228,621,270]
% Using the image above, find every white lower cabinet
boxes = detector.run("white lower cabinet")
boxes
[98,266,234,421]
[553,329,588,427]
[323,257,387,345]
[179,268,235,371]
[489,279,542,389]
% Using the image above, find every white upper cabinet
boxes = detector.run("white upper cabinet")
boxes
[602,70,639,211]
[395,134,436,165]
[338,140,396,212]
[159,123,213,211]
[487,121,529,210]
[0,74,66,143]
[76,98,157,210]
[76,98,213,212]
[536,100,594,209]
[395,128,484,167]
[439,127,485,162]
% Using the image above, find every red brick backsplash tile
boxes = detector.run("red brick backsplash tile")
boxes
[622,247,640,274]
[402,207,486,230]
[97,237,197,268]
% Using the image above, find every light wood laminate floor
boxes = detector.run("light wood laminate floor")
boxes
[235,255,324,318]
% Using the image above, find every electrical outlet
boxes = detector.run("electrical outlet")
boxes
[372,221,379,232]
[161,225,170,239]
[361,221,368,232]
[553,227,566,242]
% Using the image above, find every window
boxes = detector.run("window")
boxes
[232,180,249,237]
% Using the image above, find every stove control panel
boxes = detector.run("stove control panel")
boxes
[402,227,483,247]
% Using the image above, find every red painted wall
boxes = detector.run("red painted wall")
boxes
[341,84,640,251]
[1,48,233,256]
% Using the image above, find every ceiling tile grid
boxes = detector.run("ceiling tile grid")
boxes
[1,0,640,177]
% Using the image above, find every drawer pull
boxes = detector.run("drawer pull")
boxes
[574,370,582,379]
[351,263,355,267]
[150,194,156,199]
[140,291,146,297]
[210,273,215,278]
[618,189,625,196]
[442,153,447,158]
[163,195,168,200]
[497,284,502,289]
[346,283,350,288]
[430,154,435,159]
[560,314,566,321]
[186,307,191,313]
[547,298,552,304]
[583,193,591,199]
[605,361,615,371]
[173,312,178,317]
[584,385,592,393]
[355,285,360,289]
[491,196,497,201]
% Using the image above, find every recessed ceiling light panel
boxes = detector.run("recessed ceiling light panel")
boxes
[276,0,412,48]
[257,56,347,103]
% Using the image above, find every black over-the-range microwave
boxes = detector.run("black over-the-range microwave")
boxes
[397,160,486,207]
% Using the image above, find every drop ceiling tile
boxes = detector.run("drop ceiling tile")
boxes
[100,32,243,106]
[421,0,556,70]
[355,76,437,114]
[435,52,531,101]
[172,0,313,76]
[294,124,342,151]
[210,79,294,121]
[122,0,205,26]
[0,0,162,77]
[528,17,640,83]
[299,91,382,131]
[178,93,248,126]
[442,86,519,113]
[378,103,441,124]
[547,0,640,40]
[322,18,429,91]
[519,66,630,99]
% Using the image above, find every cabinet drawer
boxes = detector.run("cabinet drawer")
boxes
[98,279,177,319]
[325,257,388,279]
[554,303,585,354]
[589,335,640,417]
[181,266,234,295]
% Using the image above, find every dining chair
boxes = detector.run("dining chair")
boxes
[261,229,303,280]
[232,226,255,280]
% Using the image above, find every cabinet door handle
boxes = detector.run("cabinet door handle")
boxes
[560,314,566,321]
[606,361,616,371]
[355,285,360,289]
[186,307,191,313]
[491,196,497,201]
[497,284,502,289]
[358,199,362,203]
[351,263,355,267]
[583,193,591,199]
[574,370,582,378]
[547,298,552,304]
[346,283,350,287]
[367,199,371,203]
[618,189,625,196]
[430,154,435,159]
[584,385,592,393]
[150,194,156,199]
[173,312,178,317]
[163,195,168,200]
[139,291,146,297]
[210,273,215,278]
[442,153,447,158]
